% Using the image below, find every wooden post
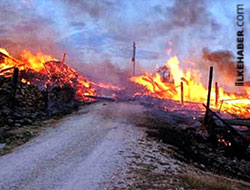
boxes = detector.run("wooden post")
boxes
[215,82,219,108]
[132,41,136,76]
[62,52,66,64]
[181,81,184,105]
[204,66,213,125]
[11,67,19,109]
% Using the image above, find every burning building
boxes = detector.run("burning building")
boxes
[131,56,250,118]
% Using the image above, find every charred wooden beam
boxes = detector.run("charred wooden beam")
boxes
[203,104,239,133]
[84,95,115,102]
[10,67,19,109]
[202,104,249,152]
[224,119,250,129]
[181,81,184,105]
[215,82,219,108]
[0,52,20,64]
[144,75,164,92]
[204,66,213,125]
[0,66,15,73]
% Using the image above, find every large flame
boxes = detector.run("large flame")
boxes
[0,48,96,101]
[131,56,250,117]
[20,50,58,72]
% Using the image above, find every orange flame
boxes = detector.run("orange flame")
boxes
[131,56,250,117]
[20,50,58,72]
[91,81,122,91]
[0,48,10,56]
[0,48,96,101]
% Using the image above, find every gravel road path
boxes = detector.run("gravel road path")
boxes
[0,102,145,190]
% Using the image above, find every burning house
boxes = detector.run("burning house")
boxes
[0,0,250,189]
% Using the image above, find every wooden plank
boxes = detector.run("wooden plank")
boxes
[84,95,115,102]
[204,66,213,125]
[215,82,219,108]
[181,81,184,105]
[224,119,250,128]
[203,104,249,155]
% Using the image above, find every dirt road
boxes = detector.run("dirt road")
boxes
[0,102,145,190]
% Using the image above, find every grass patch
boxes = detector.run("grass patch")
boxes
[0,116,65,156]
[180,171,250,190]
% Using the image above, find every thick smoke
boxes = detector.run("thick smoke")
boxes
[202,48,242,92]
[0,0,246,88]
[0,1,64,58]
[79,60,130,86]
[202,48,236,78]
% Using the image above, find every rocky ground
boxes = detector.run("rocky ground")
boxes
[0,76,80,151]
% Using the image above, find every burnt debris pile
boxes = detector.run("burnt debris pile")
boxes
[139,97,250,182]
[0,48,99,143]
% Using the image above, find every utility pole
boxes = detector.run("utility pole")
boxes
[131,41,136,76]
